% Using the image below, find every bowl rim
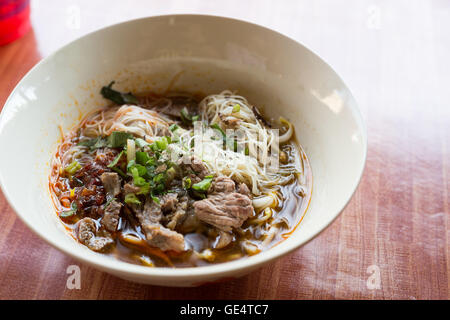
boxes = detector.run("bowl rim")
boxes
[0,13,367,279]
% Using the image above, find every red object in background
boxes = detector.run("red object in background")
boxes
[0,0,30,45]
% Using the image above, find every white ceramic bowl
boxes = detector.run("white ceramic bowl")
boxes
[0,15,366,286]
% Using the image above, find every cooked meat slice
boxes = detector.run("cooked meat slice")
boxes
[193,192,253,231]
[211,176,235,193]
[143,224,185,252]
[214,231,234,249]
[77,217,114,252]
[101,200,122,232]
[166,196,188,230]
[177,206,201,233]
[123,183,141,195]
[237,182,251,197]
[134,197,185,252]
[160,193,178,212]
[144,197,163,223]
[179,156,210,183]
[210,176,251,197]
[78,217,96,243]
[100,172,121,197]
[189,157,210,178]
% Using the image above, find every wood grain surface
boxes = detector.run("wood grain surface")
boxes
[0,0,448,300]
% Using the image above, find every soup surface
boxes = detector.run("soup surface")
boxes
[50,82,311,267]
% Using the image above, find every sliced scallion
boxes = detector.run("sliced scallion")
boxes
[124,193,141,205]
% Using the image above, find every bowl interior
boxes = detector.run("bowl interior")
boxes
[0,15,366,286]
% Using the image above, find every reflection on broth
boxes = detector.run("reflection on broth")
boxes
[49,82,311,267]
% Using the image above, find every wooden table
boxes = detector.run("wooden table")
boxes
[0,0,448,300]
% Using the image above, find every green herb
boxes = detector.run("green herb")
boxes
[100,81,139,105]
[65,161,82,175]
[169,124,179,132]
[192,115,199,122]
[245,146,249,155]
[232,104,241,113]
[192,175,214,192]
[107,131,134,148]
[60,201,78,218]
[107,150,124,168]
[124,193,141,205]
[77,137,107,150]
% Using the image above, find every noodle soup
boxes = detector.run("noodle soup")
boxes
[50,82,311,267]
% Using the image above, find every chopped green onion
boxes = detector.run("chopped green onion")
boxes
[151,193,160,204]
[192,176,213,192]
[155,136,169,151]
[129,166,147,186]
[65,161,81,175]
[136,151,151,165]
[107,150,124,168]
[183,177,192,189]
[165,167,176,183]
[135,138,149,148]
[127,160,147,176]
[169,124,179,132]
[126,159,136,171]
[124,193,141,205]
[145,157,156,167]
[127,139,136,163]
[153,173,165,184]
[153,183,165,194]
[137,183,150,195]
[180,107,192,124]
[232,104,240,113]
